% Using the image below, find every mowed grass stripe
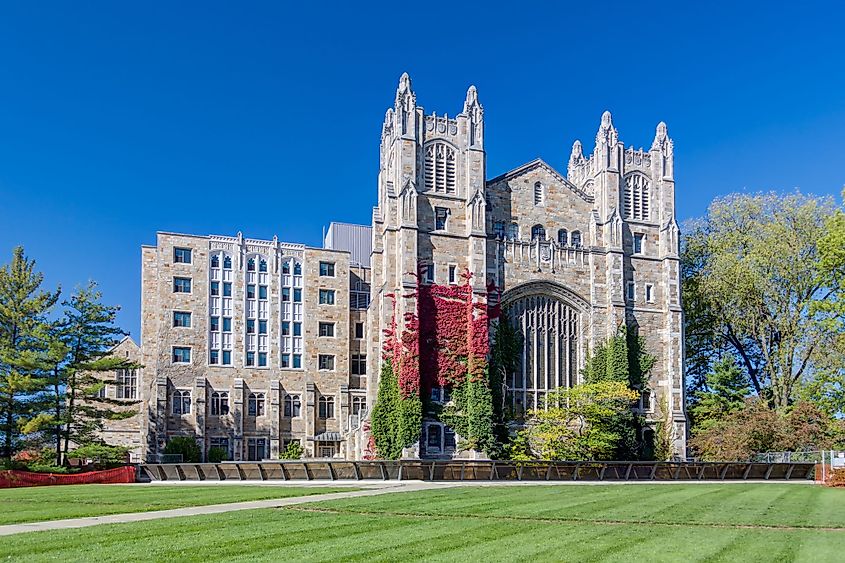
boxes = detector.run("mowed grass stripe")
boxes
[312,484,845,529]
[3,508,844,562]
[0,484,353,525]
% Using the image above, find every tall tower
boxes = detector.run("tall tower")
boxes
[368,73,488,406]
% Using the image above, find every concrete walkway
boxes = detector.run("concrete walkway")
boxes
[0,481,453,537]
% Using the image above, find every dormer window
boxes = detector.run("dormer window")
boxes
[533,182,545,206]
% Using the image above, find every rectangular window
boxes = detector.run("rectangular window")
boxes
[319,322,335,337]
[435,207,448,231]
[174,247,192,264]
[318,354,335,371]
[293,288,302,302]
[292,354,302,369]
[209,437,229,459]
[209,349,219,364]
[258,319,267,334]
[222,317,232,331]
[246,319,255,334]
[281,354,290,368]
[293,322,302,336]
[423,264,434,284]
[493,221,506,239]
[319,262,335,277]
[351,354,367,375]
[246,438,267,461]
[448,265,457,284]
[258,285,268,299]
[210,281,220,296]
[634,233,644,254]
[247,285,256,299]
[210,316,219,331]
[355,322,364,339]
[319,289,335,305]
[223,282,232,297]
[282,288,291,302]
[173,277,192,293]
[116,369,137,399]
[258,352,267,367]
[246,351,255,366]
[172,347,191,363]
[281,321,290,336]
[645,284,654,303]
[222,350,232,365]
[173,311,191,327]
[627,281,636,302]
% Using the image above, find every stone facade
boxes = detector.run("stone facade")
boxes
[105,73,686,461]
[370,74,686,457]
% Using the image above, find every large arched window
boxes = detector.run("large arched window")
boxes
[503,291,580,415]
[531,224,546,241]
[424,142,456,194]
[557,229,568,246]
[247,392,265,417]
[284,394,301,417]
[172,389,191,415]
[623,174,651,221]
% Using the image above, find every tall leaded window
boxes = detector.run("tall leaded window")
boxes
[318,395,335,419]
[210,391,229,416]
[247,392,265,416]
[245,255,269,367]
[116,368,137,399]
[280,257,303,369]
[209,251,233,366]
[623,174,651,221]
[424,142,456,193]
[284,394,301,417]
[172,389,191,415]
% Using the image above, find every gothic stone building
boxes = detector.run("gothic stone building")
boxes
[103,73,686,462]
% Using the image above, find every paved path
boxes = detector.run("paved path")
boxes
[0,481,453,537]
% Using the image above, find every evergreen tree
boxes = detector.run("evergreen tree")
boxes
[0,247,59,459]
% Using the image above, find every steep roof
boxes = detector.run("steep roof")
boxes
[486,158,594,203]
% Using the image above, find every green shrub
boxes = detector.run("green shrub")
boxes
[163,436,201,462]
[207,446,228,463]
[68,444,130,468]
[280,441,303,460]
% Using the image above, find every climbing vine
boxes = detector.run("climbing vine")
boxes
[370,270,499,458]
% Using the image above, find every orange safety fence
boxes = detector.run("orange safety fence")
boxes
[0,466,136,488]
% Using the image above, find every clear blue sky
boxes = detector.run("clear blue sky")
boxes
[1,1,843,340]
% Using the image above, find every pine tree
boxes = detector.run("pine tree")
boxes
[0,247,60,459]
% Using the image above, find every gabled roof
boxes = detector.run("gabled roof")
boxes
[108,335,139,353]
[486,158,594,203]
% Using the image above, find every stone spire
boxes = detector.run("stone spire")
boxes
[463,85,484,148]
[651,121,672,153]
[569,140,583,165]
[595,110,618,147]
[394,72,416,137]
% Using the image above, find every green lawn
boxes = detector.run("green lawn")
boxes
[0,484,352,525]
[2,484,844,562]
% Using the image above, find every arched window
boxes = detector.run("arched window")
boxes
[247,258,256,272]
[533,182,545,206]
[424,142,457,194]
[223,255,232,269]
[210,391,229,416]
[571,230,582,248]
[557,229,568,246]
[172,389,191,415]
[284,394,301,417]
[531,224,546,241]
[508,223,519,240]
[259,258,268,272]
[623,174,651,221]
[318,396,335,419]
[210,254,219,268]
[247,392,265,417]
